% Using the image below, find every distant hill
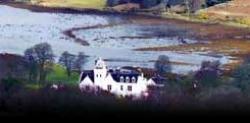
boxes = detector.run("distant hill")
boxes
[199,0,250,25]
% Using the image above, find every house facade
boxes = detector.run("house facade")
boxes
[79,57,162,98]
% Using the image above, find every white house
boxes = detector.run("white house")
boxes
[79,57,163,98]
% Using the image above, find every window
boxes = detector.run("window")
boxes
[127,86,132,91]
[107,85,112,91]
[126,77,130,83]
[120,85,123,91]
[120,76,124,82]
[85,86,90,91]
[132,77,136,83]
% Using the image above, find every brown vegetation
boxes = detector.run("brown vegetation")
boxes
[199,0,250,26]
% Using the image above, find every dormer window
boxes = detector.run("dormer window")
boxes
[126,77,130,83]
[132,77,136,83]
[120,76,124,82]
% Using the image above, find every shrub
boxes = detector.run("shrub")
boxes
[197,12,209,20]
[233,61,250,95]
[235,18,250,26]
[154,55,172,76]
[194,60,222,87]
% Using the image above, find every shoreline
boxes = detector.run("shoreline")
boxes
[0,1,165,19]
[0,2,123,15]
[2,1,250,29]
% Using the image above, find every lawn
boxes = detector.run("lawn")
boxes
[30,0,106,9]
[24,64,79,90]
[47,64,80,85]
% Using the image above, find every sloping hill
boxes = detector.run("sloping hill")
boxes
[199,0,250,25]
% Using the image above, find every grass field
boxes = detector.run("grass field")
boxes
[47,64,80,85]
[30,0,106,9]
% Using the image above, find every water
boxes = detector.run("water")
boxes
[0,5,233,74]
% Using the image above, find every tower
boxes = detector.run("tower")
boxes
[94,57,108,85]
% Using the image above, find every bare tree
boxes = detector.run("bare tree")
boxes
[26,43,54,84]
[24,48,38,82]
[73,52,87,73]
[185,0,204,16]
[59,51,76,77]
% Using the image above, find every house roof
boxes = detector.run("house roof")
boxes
[80,70,94,82]
[110,70,140,83]
[81,68,141,83]
[151,75,167,85]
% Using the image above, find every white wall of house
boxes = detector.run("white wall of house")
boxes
[79,58,155,98]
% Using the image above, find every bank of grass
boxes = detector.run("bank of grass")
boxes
[30,0,106,9]
[160,11,250,28]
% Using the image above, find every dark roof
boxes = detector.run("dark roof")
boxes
[80,70,94,82]
[110,69,141,83]
[151,75,167,85]
[81,69,141,83]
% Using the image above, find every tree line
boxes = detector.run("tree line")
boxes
[106,0,231,13]
[0,42,87,85]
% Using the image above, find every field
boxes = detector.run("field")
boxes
[30,0,106,9]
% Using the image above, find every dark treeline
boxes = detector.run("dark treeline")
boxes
[106,0,232,9]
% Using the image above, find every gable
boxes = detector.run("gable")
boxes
[80,70,94,82]
[80,75,94,86]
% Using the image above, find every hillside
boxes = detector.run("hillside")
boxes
[29,0,106,9]
[199,0,250,26]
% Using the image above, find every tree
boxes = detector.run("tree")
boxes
[142,0,163,9]
[185,0,205,15]
[154,55,172,76]
[59,51,76,77]
[233,56,250,95]
[195,60,221,87]
[73,52,87,73]
[24,48,38,82]
[106,0,121,7]
[26,43,54,83]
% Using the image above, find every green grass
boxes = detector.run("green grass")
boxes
[25,83,41,90]
[30,0,106,9]
[25,64,80,90]
[47,64,80,85]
